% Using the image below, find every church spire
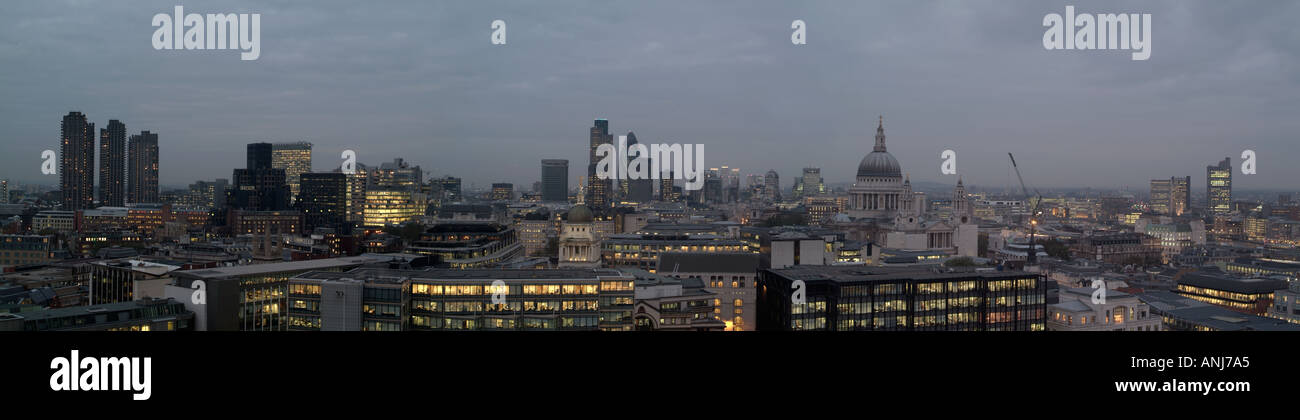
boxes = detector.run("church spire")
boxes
[873,115,887,152]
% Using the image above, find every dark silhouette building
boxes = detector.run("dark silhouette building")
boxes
[60,112,95,211]
[297,172,348,231]
[230,142,292,211]
[541,159,569,203]
[98,119,126,207]
[624,131,654,203]
[127,131,159,204]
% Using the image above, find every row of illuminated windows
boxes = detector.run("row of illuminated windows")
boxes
[410,299,599,313]
[1176,285,1272,303]
[409,283,600,296]
[410,315,599,330]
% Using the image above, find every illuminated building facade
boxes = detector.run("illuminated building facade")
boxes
[1173,272,1287,316]
[756,266,1047,331]
[491,183,514,201]
[1207,157,1232,215]
[271,142,312,201]
[169,256,390,331]
[601,234,750,273]
[286,267,637,331]
[363,188,422,227]
[586,119,612,208]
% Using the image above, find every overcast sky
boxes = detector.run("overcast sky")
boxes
[1,0,1297,193]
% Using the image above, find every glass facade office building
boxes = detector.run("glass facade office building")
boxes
[757,266,1047,331]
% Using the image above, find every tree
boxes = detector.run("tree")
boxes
[1042,239,1071,260]
[944,256,977,267]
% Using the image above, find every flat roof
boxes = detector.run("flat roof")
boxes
[175,256,391,279]
[293,267,634,282]
[766,265,1036,283]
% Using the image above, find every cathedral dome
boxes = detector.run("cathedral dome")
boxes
[567,205,594,223]
[857,151,902,178]
[857,116,902,178]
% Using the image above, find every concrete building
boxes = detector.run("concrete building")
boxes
[1048,287,1162,331]
[658,252,761,331]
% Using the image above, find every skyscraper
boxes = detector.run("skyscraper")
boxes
[764,170,781,201]
[60,112,95,211]
[541,159,569,203]
[230,142,291,211]
[0,179,8,204]
[1170,176,1191,216]
[298,172,347,231]
[1207,158,1232,215]
[491,183,514,201]
[586,119,612,208]
[794,167,824,198]
[127,131,159,204]
[272,142,313,201]
[624,132,654,203]
[1149,178,1171,215]
[98,120,126,207]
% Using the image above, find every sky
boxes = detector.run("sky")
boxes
[1,0,1297,193]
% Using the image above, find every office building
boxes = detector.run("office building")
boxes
[363,188,422,227]
[623,131,654,203]
[61,112,95,211]
[98,119,126,207]
[601,233,750,273]
[271,141,312,201]
[0,235,56,269]
[756,266,1047,331]
[230,143,292,211]
[1207,157,1232,215]
[284,267,638,331]
[764,170,780,201]
[88,259,182,305]
[586,119,612,208]
[541,159,569,203]
[2,298,194,331]
[127,131,159,204]
[658,252,761,331]
[1149,176,1191,216]
[491,183,514,201]
[297,172,348,231]
[1141,291,1300,331]
[794,167,824,199]
[632,271,727,331]
[1173,272,1287,316]
[168,256,392,331]
[407,223,524,268]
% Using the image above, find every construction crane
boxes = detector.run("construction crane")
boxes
[1008,153,1043,265]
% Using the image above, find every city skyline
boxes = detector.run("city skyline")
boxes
[2,1,1298,191]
